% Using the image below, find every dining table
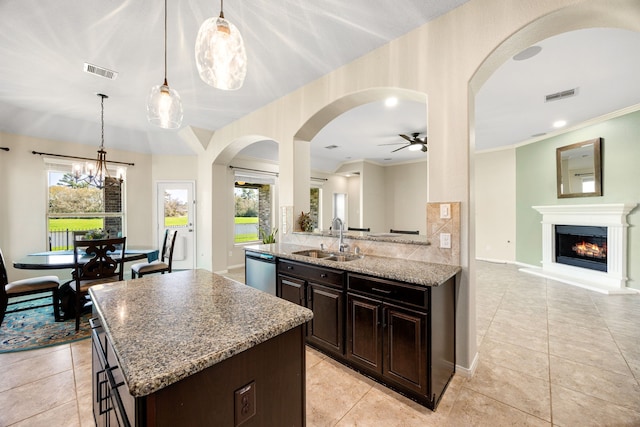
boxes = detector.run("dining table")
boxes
[12,248,159,270]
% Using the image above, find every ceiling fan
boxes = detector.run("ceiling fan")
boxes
[379,133,428,152]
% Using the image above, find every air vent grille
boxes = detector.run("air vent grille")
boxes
[324,145,339,150]
[545,88,577,102]
[84,63,118,80]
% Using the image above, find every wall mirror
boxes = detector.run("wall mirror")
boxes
[556,137,602,198]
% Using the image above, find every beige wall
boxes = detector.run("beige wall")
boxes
[385,161,428,234]
[475,149,516,263]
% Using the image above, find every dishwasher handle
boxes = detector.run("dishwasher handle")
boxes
[246,251,275,262]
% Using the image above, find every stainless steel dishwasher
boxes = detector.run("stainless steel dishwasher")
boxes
[244,251,277,295]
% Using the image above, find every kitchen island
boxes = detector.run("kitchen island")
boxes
[89,269,313,426]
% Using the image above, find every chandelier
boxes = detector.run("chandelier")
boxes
[73,94,124,189]
[195,0,247,90]
[147,0,183,129]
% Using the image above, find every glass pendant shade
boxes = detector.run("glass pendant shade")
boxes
[195,15,247,90]
[147,80,183,129]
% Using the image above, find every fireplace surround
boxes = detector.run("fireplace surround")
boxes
[521,204,637,294]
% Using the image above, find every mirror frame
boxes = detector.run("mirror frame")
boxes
[556,137,602,198]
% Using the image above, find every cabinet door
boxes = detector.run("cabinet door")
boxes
[307,283,343,355]
[383,304,428,396]
[346,293,382,374]
[278,275,305,306]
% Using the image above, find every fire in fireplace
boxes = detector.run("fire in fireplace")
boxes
[555,225,607,272]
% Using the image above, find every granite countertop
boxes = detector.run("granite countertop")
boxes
[89,269,313,398]
[246,243,460,287]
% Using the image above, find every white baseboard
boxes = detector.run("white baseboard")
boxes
[456,352,479,378]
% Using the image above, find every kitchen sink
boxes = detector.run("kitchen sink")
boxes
[292,249,333,259]
[292,250,362,262]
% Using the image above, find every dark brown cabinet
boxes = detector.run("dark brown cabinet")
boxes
[347,273,455,409]
[277,260,345,356]
[347,293,427,395]
[307,283,344,354]
[273,255,456,411]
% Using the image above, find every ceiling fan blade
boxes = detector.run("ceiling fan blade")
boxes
[421,145,428,152]
[399,134,413,142]
[378,142,406,146]
[391,145,409,153]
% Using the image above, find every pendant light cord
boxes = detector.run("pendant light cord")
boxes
[219,0,224,19]
[163,0,168,84]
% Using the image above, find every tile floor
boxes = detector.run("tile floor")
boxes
[1,261,640,426]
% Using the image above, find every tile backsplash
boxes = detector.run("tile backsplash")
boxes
[281,202,460,266]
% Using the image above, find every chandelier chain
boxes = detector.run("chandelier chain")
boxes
[100,94,105,150]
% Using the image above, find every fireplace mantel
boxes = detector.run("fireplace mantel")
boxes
[520,203,638,294]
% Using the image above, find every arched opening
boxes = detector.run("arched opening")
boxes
[292,88,428,234]
[468,5,640,369]
[212,135,280,270]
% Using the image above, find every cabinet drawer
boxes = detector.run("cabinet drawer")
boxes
[278,260,344,288]
[348,274,429,310]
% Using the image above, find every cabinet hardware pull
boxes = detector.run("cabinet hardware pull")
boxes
[372,287,392,294]
[320,274,328,278]
[287,266,293,270]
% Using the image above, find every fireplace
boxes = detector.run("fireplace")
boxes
[555,225,607,272]
[520,204,637,294]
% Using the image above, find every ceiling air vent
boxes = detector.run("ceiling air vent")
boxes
[83,63,118,80]
[324,145,339,150]
[545,88,577,102]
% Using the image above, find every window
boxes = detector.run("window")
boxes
[333,193,347,223]
[310,187,321,230]
[46,161,125,250]
[233,171,276,244]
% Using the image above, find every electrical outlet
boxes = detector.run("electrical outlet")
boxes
[440,204,451,219]
[440,233,451,249]
[234,381,256,426]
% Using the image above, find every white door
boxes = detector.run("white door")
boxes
[157,181,196,270]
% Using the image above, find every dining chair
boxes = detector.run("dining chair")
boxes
[72,237,126,331]
[389,229,420,235]
[1,247,61,327]
[131,229,178,279]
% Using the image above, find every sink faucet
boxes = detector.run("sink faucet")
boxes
[332,217,349,253]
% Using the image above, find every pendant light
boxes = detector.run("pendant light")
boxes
[147,0,183,129]
[195,0,247,90]
[73,94,124,189]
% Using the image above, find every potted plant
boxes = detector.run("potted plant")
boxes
[84,229,107,240]
[298,211,313,232]
[259,227,278,244]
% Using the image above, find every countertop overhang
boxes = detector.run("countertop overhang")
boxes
[89,269,313,397]
[245,243,460,287]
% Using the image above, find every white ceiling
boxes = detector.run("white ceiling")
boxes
[0,0,467,157]
[2,2,640,173]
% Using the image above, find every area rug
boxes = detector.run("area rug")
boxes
[0,297,91,353]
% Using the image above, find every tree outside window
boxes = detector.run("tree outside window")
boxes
[234,182,272,243]
[47,168,124,250]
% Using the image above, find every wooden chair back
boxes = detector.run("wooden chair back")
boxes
[74,237,126,284]
[389,229,419,235]
[0,248,9,315]
[0,248,9,290]
[163,230,179,272]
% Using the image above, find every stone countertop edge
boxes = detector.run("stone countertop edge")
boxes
[89,269,313,398]
[245,243,461,287]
